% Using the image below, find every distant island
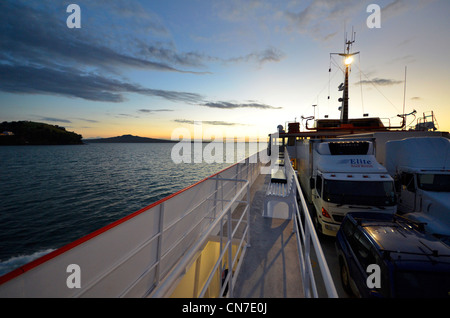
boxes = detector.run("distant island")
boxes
[84,134,177,143]
[0,121,83,145]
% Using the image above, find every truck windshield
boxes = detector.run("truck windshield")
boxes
[323,180,396,206]
[417,174,450,192]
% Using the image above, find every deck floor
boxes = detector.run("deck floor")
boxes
[233,171,304,298]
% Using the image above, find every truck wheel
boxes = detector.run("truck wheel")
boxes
[339,258,353,296]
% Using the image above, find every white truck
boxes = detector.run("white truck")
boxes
[297,138,397,236]
[385,137,450,239]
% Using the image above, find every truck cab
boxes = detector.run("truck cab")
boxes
[385,137,450,239]
[311,170,396,236]
[396,168,450,212]
[302,140,397,236]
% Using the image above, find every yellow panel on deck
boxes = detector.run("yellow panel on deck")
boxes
[170,241,241,298]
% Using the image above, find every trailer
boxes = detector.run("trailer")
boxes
[339,130,449,166]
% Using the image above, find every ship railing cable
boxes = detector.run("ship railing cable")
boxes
[286,148,338,298]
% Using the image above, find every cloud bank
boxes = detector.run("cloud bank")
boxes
[200,101,282,110]
[0,1,284,105]
[174,119,244,126]
[356,77,403,86]
[0,64,204,103]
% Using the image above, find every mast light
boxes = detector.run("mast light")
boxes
[344,56,354,65]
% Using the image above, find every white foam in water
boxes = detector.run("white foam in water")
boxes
[0,249,55,277]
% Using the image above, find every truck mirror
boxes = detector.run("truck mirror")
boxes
[309,177,315,189]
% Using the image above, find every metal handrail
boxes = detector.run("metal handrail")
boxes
[286,149,338,298]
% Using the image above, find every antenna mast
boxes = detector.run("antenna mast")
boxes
[335,29,359,124]
[402,66,407,129]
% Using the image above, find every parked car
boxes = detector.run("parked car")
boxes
[336,212,450,298]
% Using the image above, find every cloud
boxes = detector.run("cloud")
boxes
[174,119,243,126]
[89,0,169,36]
[138,44,209,68]
[356,77,403,86]
[0,63,204,103]
[200,101,282,110]
[1,61,277,109]
[0,2,203,75]
[204,121,240,126]
[0,1,213,106]
[139,43,285,68]
[76,118,99,123]
[116,113,138,118]
[284,1,366,40]
[40,117,72,124]
[283,0,430,42]
[223,47,285,66]
[214,0,269,22]
[0,1,284,105]
[174,119,194,124]
[379,0,429,21]
[138,109,173,113]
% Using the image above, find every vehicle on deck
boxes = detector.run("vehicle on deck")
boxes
[385,137,450,240]
[336,212,450,298]
[297,139,397,236]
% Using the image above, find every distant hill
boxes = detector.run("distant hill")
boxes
[0,121,83,145]
[84,134,176,143]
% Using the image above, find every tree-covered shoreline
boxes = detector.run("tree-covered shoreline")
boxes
[0,121,83,145]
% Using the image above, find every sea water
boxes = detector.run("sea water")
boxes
[0,142,261,276]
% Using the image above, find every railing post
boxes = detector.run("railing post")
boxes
[303,217,311,297]
[246,182,251,248]
[213,175,220,219]
[227,207,233,297]
[155,202,165,287]
[235,163,239,196]
[219,176,224,260]
[193,254,202,297]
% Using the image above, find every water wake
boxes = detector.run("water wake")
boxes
[0,249,55,277]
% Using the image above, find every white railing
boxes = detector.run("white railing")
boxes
[0,150,263,298]
[285,149,338,298]
[150,175,250,298]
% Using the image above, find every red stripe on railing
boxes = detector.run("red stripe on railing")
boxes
[0,158,248,285]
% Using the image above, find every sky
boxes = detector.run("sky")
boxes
[1,0,449,140]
